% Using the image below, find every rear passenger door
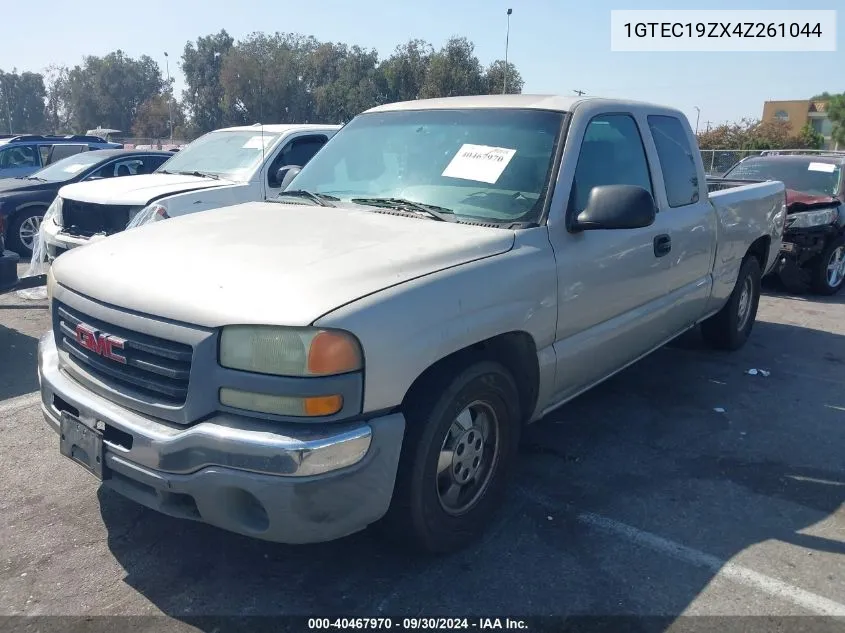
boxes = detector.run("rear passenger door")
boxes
[645,115,715,328]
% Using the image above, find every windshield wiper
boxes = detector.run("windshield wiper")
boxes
[275,190,338,207]
[24,176,46,181]
[350,197,457,222]
[176,170,220,180]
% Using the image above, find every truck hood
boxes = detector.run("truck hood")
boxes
[58,173,237,206]
[53,202,515,328]
[785,189,841,213]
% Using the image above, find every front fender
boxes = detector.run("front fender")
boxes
[313,228,558,414]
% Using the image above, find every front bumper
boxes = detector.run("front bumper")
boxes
[43,217,107,260]
[38,332,405,544]
[775,224,841,273]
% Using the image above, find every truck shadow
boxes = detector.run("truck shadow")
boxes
[98,319,845,626]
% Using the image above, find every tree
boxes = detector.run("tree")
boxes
[44,65,73,133]
[133,94,185,139]
[483,60,524,95]
[62,51,163,133]
[420,37,485,98]
[797,122,825,150]
[0,69,47,133]
[379,39,434,102]
[827,94,845,149]
[181,30,234,135]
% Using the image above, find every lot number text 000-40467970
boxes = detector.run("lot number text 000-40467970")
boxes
[610,10,837,52]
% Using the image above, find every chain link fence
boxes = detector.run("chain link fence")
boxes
[699,150,765,176]
[116,137,189,151]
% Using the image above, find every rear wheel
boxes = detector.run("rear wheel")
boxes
[381,360,520,554]
[701,255,761,351]
[810,236,845,296]
[7,208,45,258]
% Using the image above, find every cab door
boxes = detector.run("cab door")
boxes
[546,110,679,401]
[264,134,331,199]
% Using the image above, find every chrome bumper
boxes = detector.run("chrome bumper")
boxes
[38,332,406,543]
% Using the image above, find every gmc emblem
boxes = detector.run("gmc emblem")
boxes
[74,323,127,364]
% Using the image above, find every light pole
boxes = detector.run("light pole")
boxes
[694,106,701,135]
[164,52,173,142]
[503,8,512,94]
[2,76,11,134]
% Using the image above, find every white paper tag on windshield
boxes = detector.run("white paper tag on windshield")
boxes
[242,135,274,149]
[808,162,836,173]
[441,144,517,184]
[63,164,86,173]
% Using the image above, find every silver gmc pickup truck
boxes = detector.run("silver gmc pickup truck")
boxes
[38,95,786,553]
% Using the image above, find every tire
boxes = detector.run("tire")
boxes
[381,359,521,554]
[810,236,845,296]
[7,207,46,258]
[701,255,762,351]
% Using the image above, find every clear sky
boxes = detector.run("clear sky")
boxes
[2,0,841,130]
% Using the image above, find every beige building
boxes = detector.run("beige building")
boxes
[761,99,838,149]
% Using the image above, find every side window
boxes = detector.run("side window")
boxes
[0,144,39,169]
[268,135,328,187]
[39,145,51,166]
[647,115,700,207]
[571,114,653,213]
[143,155,169,173]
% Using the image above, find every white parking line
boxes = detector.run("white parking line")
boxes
[521,488,845,616]
[0,391,40,416]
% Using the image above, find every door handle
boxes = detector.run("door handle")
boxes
[654,234,671,258]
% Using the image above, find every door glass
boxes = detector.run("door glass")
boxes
[572,114,653,213]
[647,115,700,207]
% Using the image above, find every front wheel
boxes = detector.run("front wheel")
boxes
[811,236,845,296]
[382,360,521,554]
[7,208,45,258]
[701,255,762,351]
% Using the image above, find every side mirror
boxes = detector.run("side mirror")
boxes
[273,165,302,190]
[570,184,656,232]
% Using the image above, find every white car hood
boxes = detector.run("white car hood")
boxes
[58,173,237,205]
[53,202,515,328]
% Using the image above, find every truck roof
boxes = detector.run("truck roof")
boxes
[213,123,343,134]
[364,94,678,115]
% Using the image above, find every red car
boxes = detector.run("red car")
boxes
[721,153,845,295]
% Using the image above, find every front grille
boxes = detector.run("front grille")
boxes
[55,301,193,406]
[61,200,134,237]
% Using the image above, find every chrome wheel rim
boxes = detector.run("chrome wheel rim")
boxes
[19,215,43,251]
[826,246,845,288]
[436,400,500,516]
[736,275,753,332]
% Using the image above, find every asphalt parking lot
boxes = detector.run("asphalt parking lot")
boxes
[1,260,844,629]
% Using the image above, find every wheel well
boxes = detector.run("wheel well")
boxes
[747,235,770,270]
[402,332,540,425]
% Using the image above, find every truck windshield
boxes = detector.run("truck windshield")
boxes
[288,108,565,224]
[724,158,842,197]
[157,130,281,181]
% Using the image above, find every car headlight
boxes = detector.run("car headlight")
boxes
[786,207,839,229]
[219,325,363,377]
[127,202,169,230]
[46,197,63,227]
[46,266,56,302]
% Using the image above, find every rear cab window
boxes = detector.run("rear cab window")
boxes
[647,115,700,207]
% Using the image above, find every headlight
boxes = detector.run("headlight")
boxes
[46,197,63,227]
[787,207,839,229]
[46,266,56,302]
[126,202,169,230]
[219,325,363,377]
